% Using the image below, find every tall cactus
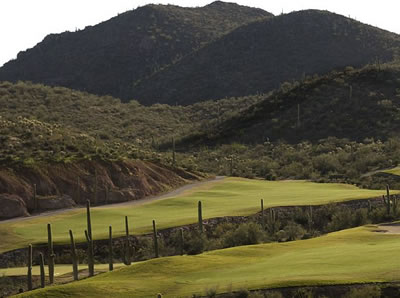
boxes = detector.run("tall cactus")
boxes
[198,201,203,233]
[69,230,78,281]
[153,220,159,258]
[386,185,391,215]
[77,176,81,203]
[86,200,92,240]
[393,195,398,215]
[172,137,176,166]
[307,206,313,231]
[94,169,98,205]
[267,208,277,234]
[39,252,45,288]
[179,228,184,256]
[27,244,33,291]
[47,223,55,284]
[109,225,113,271]
[33,184,38,212]
[124,216,131,265]
[367,199,372,213]
[261,199,265,230]
[85,230,94,277]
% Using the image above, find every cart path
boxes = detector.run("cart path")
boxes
[377,223,400,234]
[0,176,226,224]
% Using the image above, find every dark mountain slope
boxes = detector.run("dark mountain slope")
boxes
[0,2,271,100]
[177,63,400,147]
[132,10,400,105]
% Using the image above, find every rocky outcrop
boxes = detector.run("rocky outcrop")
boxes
[0,194,29,218]
[0,159,201,220]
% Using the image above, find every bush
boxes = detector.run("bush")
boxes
[223,222,264,247]
[344,285,381,298]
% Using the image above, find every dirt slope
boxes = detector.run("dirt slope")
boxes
[0,159,201,220]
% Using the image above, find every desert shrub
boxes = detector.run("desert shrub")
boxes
[185,230,208,255]
[284,221,306,241]
[265,292,283,298]
[292,288,313,298]
[223,222,264,247]
[344,285,381,298]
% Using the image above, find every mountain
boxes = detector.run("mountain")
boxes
[177,62,400,147]
[0,2,271,100]
[131,10,400,105]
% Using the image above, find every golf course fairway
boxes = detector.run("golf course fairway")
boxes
[17,225,400,297]
[0,177,389,253]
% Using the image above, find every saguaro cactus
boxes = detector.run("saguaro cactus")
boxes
[307,206,313,231]
[179,228,184,255]
[86,200,92,240]
[393,195,398,214]
[39,252,45,288]
[47,223,55,284]
[69,230,78,281]
[386,185,391,215]
[261,199,265,230]
[77,176,81,203]
[27,244,33,291]
[109,225,113,271]
[172,137,176,165]
[94,169,98,205]
[153,220,159,258]
[198,201,203,233]
[124,216,131,265]
[85,230,94,277]
[33,184,38,212]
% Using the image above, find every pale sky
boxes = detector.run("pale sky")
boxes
[1,0,399,67]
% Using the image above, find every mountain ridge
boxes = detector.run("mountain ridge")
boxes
[131,9,400,105]
[0,1,271,100]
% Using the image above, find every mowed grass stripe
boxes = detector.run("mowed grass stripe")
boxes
[0,178,389,252]
[383,167,400,176]
[0,263,124,277]
[18,225,400,297]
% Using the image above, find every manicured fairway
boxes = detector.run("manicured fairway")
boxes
[17,225,400,297]
[0,263,124,277]
[383,167,400,176]
[0,178,389,252]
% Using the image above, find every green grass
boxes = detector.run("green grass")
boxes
[0,263,124,277]
[0,178,389,253]
[383,167,400,176]
[17,225,400,297]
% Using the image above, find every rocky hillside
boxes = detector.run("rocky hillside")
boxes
[0,81,263,147]
[0,159,200,220]
[132,10,400,105]
[178,63,400,146]
[0,1,271,101]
